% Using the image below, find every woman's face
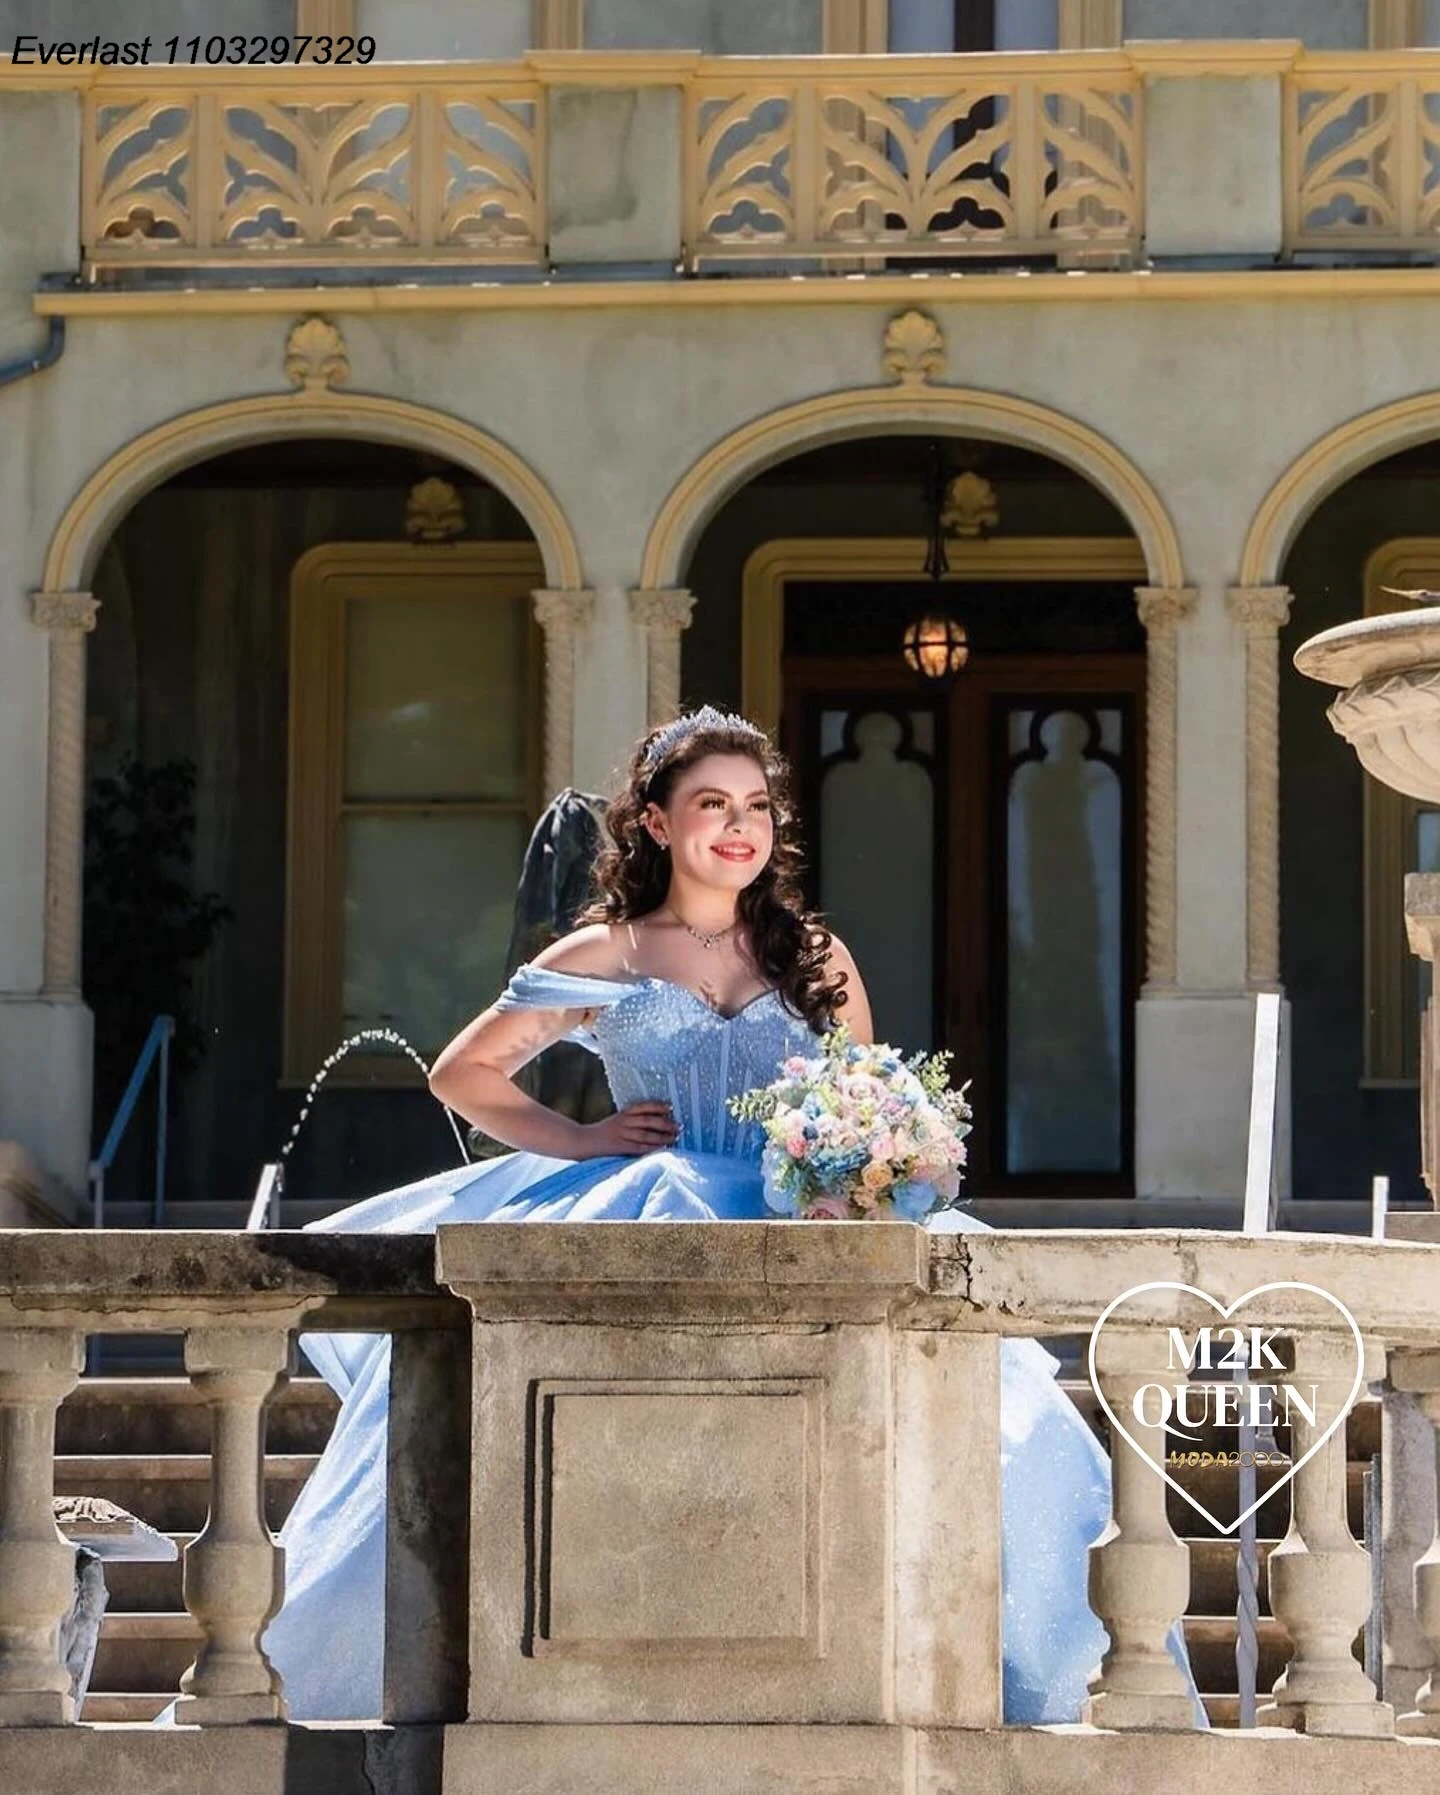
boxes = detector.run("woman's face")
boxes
[644,752,774,891]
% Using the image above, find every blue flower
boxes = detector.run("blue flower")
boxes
[890,1178,936,1221]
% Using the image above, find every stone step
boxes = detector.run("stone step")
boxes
[79,1691,172,1723]
[1166,1459,1367,1537]
[59,1376,338,1456]
[99,1533,194,1613]
[91,1612,201,1695]
[54,1454,317,1535]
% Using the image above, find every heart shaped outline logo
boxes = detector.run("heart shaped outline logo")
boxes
[1087,1280,1365,1537]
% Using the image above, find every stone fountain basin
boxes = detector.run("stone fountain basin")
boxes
[1295,605,1440,802]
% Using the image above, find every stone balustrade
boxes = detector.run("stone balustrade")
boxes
[3,1225,1440,1793]
[29,46,1440,281]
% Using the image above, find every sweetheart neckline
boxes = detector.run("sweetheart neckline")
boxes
[547,966,783,1025]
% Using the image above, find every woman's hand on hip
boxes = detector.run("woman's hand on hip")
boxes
[578,1101,679,1157]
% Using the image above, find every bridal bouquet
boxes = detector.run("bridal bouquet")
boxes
[727,1024,972,1222]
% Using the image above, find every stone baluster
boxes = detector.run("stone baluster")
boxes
[1082,1326,1197,1729]
[1390,1348,1440,1733]
[176,1328,294,1724]
[1259,1334,1393,1735]
[0,1328,85,1723]
[1227,585,1293,992]
[30,593,99,998]
[628,587,695,727]
[532,588,596,799]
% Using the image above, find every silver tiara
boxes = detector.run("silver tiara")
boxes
[641,705,767,772]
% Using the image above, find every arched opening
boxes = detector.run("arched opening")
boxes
[82,436,546,1216]
[674,431,1152,1201]
[1278,438,1440,1209]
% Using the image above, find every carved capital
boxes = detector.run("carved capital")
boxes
[882,309,944,387]
[1134,586,1196,633]
[30,591,98,633]
[284,315,349,394]
[1227,584,1293,631]
[629,587,695,634]
[532,588,595,635]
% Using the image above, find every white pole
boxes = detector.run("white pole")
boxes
[1371,1173,1390,1241]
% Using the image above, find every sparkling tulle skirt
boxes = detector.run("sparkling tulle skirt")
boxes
[249,1147,1208,1728]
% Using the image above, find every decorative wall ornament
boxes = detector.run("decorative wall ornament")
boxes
[882,311,945,388]
[284,317,350,395]
[29,591,100,996]
[629,588,696,726]
[405,477,466,542]
[1134,586,1197,992]
[1228,584,1293,991]
[940,469,1000,539]
[533,588,596,796]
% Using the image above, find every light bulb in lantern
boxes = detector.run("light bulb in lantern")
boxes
[901,613,969,680]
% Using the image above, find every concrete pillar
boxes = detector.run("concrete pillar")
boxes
[1134,50,1289,260]
[545,72,686,271]
[532,589,596,798]
[628,587,695,726]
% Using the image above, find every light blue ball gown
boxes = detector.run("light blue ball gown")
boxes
[259,964,1208,1728]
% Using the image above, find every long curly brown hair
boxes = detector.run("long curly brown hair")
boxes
[576,713,847,1033]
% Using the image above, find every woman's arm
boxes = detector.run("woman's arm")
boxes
[428,925,677,1158]
[825,933,874,1043]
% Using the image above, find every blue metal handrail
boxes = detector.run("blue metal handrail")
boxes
[89,1014,174,1229]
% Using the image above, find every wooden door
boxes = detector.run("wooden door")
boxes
[782,652,1144,1199]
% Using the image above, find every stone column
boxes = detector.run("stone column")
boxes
[1135,587,1197,992]
[1386,1348,1440,1723]
[1405,876,1440,1202]
[1082,1326,1197,1730]
[1227,585,1293,992]
[176,1327,293,1724]
[30,592,98,999]
[0,1328,85,1724]
[532,588,595,800]
[1259,1334,1393,1737]
[628,587,695,727]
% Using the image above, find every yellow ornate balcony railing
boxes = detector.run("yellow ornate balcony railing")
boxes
[83,65,545,266]
[683,52,1142,266]
[1285,50,1440,252]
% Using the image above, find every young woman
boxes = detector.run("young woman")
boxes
[259,706,1207,1728]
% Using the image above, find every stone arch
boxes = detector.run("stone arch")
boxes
[42,390,585,593]
[639,384,1185,591]
[1240,391,1440,587]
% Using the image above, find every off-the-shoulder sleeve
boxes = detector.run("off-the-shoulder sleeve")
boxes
[492,961,640,1054]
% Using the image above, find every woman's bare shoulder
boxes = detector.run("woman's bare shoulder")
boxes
[529,923,631,980]
[822,930,863,982]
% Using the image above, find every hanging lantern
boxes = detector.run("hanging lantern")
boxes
[902,610,970,681]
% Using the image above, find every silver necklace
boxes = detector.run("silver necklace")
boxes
[668,909,736,950]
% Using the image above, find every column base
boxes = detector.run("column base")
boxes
[1080,1689,1199,1730]
[1257,1697,1395,1737]
[1135,991,1291,1203]
[1397,1706,1440,1736]
[0,996,91,1207]
[0,1689,73,1724]
[173,1691,287,1725]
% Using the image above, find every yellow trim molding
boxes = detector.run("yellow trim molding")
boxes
[41,265,1440,321]
[285,540,543,1085]
[643,386,1184,593]
[42,390,584,593]
[1241,391,1440,586]
[740,535,1147,731]
[1124,38,1302,75]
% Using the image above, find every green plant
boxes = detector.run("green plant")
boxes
[83,756,233,1129]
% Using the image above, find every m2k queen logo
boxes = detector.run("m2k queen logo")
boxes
[1086,1281,1366,1536]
